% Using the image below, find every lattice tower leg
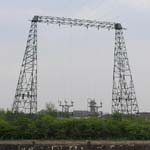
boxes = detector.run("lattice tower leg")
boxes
[112,29,139,114]
[12,22,37,114]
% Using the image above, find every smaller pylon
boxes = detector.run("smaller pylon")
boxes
[88,98,103,117]
[58,99,74,117]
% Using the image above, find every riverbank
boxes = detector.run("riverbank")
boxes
[0,140,150,150]
[0,140,150,145]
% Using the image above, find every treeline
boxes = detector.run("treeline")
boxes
[0,110,150,140]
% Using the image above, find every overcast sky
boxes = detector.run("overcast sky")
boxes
[0,0,150,113]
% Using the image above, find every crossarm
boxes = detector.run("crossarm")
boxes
[32,16,123,30]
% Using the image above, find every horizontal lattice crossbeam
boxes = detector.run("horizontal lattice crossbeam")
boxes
[32,16,123,30]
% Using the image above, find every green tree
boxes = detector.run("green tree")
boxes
[39,102,57,117]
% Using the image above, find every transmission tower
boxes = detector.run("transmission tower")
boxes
[88,98,103,117]
[112,28,139,114]
[58,100,74,117]
[12,16,139,114]
[12,21,37,113]
[59,100,74,112]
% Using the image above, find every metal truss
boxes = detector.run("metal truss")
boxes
[112,30,139,114]
[31,16,122,30]
[12,15,139,114]
[12,22,37,113]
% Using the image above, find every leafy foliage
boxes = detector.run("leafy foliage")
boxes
[0,110,150,140]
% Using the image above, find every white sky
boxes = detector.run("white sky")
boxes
[0,0,150,113]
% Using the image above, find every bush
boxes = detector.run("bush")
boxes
[0,111,150,140]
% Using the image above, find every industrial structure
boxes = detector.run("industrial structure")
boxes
[112,29,139,114]
[12,15,139,114]
[58,99,74,117]
[88,98,102,117]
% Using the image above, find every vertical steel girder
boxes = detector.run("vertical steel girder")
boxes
[112,29,139,114]
[12,16,139,114]
[12,21,37,114]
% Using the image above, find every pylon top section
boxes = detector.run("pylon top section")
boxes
[32,15,123,30]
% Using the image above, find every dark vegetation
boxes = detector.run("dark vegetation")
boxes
[0,106,150,140]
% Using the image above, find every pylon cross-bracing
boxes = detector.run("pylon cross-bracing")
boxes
[12,16,139,114]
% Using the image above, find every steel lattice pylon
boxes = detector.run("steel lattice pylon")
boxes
[112,29,139,114]
[12,16,139,114]
[12,21,37,113]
